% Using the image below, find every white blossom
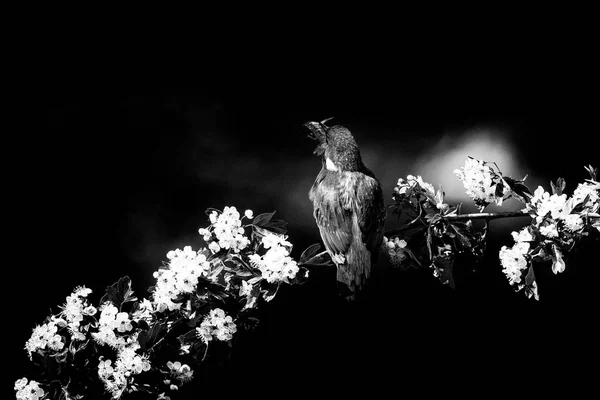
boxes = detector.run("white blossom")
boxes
[152,246,211,312]
[454,157,508,209]
[249,233,299,284]
[196,308,237,343]
[14,378,45,400]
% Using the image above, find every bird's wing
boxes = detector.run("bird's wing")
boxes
[310,169,354,261]
[355,174,386,258]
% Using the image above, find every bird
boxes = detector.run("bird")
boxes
[306,118,386,300]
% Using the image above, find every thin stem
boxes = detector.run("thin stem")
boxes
[443,211,600,222]
[443,210,531,221]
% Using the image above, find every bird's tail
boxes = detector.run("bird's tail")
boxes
[337,215,372,301]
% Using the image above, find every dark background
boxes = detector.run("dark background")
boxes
[8,49,598,397]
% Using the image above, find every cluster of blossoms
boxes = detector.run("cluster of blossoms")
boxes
[59,286,97,340]
[524,182,600,237]
[91,302,133,349]
[248,232,300,284]
[199,206,253,254]
[499,227,535,293]
[18,205,310,399]
[196,308,237,343]
[25,316,66,359]
[152,246,212,312]
[394,174,448,211]
[454,157,509,210]
[98,343,151,398]
[14,378,45,400]
[382,236,410,267]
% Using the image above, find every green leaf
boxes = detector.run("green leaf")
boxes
[252,211,276,227]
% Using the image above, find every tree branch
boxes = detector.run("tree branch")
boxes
[385,211,600,237]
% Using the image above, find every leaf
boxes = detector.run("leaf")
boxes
[138,321,168,350]
[503,176,533,203]
[100,276,137,308]
[550,177,566,195]
[584,164,597,180]
[264,219,288,234]
[205,207,220,217]
[449,223,473,249]
[300,243,322,263]
[252,211,276,227]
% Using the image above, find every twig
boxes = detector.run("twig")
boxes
[443,211,600,222]
[385,211,600,237]
[443,210,531,221]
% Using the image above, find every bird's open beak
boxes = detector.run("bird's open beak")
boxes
[303,117,334,140]
[303,121,325,140]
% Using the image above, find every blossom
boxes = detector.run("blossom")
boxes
[203,206,250,253]
[91,302,128,349]
[563,214,584,232]
[98,343,151,398]
[196,308,237,343]
[115,312,133,333]
[539,223,559,238]
[244,209,254,219]
[239,280,253,297]
[454,157,508,210]
[248,233,299,284]
[551,244,566,274]
[499,241,530,286]
[152,246,211,312]
[394,175,447,210]
[571,180,600,213]
[25,319,65,359]
[383,236,409,267]
[167,361,194,384]
[57,286,97,341]
[14,378,45,400]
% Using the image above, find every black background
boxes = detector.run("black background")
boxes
[8,35,599,397]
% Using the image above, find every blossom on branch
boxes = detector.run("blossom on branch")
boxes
[196,308,237,343]
[454,157,509,211]
[203,206,251,253]
[152,246,211,312]
[248,232,299,284]
[14,378,45,400]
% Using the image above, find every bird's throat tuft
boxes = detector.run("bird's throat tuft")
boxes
[325,157,339,172]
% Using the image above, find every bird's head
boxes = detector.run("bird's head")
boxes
[304,118,363,172]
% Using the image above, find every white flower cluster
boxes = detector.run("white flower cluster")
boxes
[166,360,194,384]
[196,308,237,343]
[499,227,532,287]
[152,246,212,312]
[383,236,409,267]
[91,302,133,349]
[524,185,592,237]
[572,180,600,213]
[14,378,45,400]
[98,343,151,398]
[25,316,66,360]
[454,157,508,209]
[59,286,97,341]
[198,206,251,254]
[248,233,299,284]
[394,175,447,210]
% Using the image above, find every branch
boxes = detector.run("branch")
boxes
[385,211,600,237]
[443,211,600,222]
[443,210,531,221]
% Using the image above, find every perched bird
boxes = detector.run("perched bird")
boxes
[306,118,386,300]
